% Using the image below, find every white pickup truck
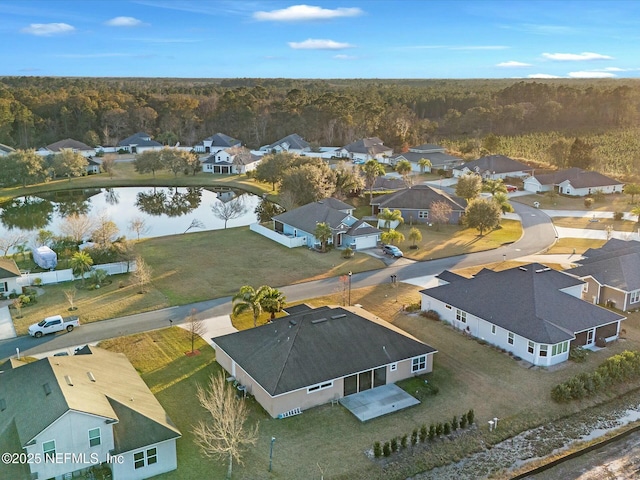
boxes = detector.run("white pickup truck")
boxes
[28,315,80,338]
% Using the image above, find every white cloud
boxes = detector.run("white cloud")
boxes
[288,39,353,50]
[568,70,617,78]
[496,61,532,68]
[528,73,561,78]
[21,23,75,36]
[542,52,613,61]
[105,16,144,27]
[254,4,363,22]
[334,54,357,60]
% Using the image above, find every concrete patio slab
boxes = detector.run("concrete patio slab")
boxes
[339,384,420,422]
[0,306,16,340]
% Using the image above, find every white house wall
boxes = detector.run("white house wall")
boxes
[112,439,178,480]
[25,410,115,480]
[421,294,569,366]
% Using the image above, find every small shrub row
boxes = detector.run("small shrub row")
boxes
[421,309,441,321]
[552,350,640,403]
[405,302,421,313]
[373,409,475,458]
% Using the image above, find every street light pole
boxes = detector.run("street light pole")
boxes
[269,436,276,472]
[348,271,352,306]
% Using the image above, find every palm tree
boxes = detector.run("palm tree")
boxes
[482,178,507,196]
[261,287,287,321]
[381,229,405,246]
[232,285,270,327]
[408,227,422,247]
[314,222,333,252]
[69,251,93,286]
[395,159,413,187]
[493,192,514,213]
[418,158,432,174]
[362,160,386,202]
[631,205,640,223]
[378,208,404,230]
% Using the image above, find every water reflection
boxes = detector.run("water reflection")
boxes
[0,197,54,230]
[135,187,202,217]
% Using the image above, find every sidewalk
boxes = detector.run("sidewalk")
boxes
[0,306,16,340]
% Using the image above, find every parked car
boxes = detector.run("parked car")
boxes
[28,314,80,338]
[506,184,518,193]
[382,245,403,258]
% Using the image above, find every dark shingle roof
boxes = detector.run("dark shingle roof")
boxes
[390,151,462,167]
[273,198,353,233]
[371,184,467,211]
[455,155,532,175]
[532,167,623,189]
[567,240,640,291]
[204,132,241,148]
[420,263,625,344]
[118,132,162,147]
[214,306,436,395]
[410,144,446,153]
[267,133,310,151]
[436,270,467,283]
[0,143,17,154]
[346,219,380,236]
[343,137,391,154]
[45,138,93,152]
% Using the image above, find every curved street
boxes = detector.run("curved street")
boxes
[0,202,557,360]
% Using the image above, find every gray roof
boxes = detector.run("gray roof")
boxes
[436,270,467,283]
[371,184,467,212]
[566,240,640,292]
[214,306,436,396]
[203,147,260,165]
[454,155,532,175]
[118,132,162,147]
[0,346,180,453]
[410,144,446,153]
[532,167,623,189]
[346,218,380,236]
[204,132,241,148]
[420,263,625,344]
[0,258,21,279]
[273,198,355,233]
[46,138,93,152]
[390,151,462,167]
[267,133,310,151]
[343,137,392,155]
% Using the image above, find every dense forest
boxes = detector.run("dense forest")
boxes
[1,77,639,177]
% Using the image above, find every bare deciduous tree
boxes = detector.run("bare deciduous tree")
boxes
[60,214,95,243]
[0,232,27,257]
[193,373,259,480]
[186,308,206,354]
[132,256,152,293]
[63,289,77,311]
[211,196,247,229]
[429,201,453,231]
[128,216,150,241]
[92,214,120,248]
[101,154,116,178]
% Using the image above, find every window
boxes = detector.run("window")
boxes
[88,428,101,447]
[418,211,429,219]
[582,283,589,293]
[508,332,514,345]
[552,342,569,356]
[445,304,452,310]
[147,448,157,466]
[456,309,467,323]
[0,282,7,293]
[134,452,145,469]
[412,355,427,373]
[540,345,548,357]
[43,440,56,462]
[307,381,333,393]
[631,290,640,304]
[527,341,534,355]
[389,363,397,372]
[491,325,496,335]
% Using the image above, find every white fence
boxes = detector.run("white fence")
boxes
[250,223,307,248]
[17,261,136,287]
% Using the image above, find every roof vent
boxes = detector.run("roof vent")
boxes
[64,375,73,386]
[289,320,297,326]
[43,383,52,395]
[536,267,551,273]
[518,267,528,271]
[311,318,327,324]
[87,372,96,382]
[331,314,347,319]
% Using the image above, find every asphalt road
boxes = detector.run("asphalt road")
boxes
[0,202,556,361]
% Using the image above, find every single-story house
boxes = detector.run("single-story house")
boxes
[0,346,181,480]
[389,144,463,172]
[0,143,16,157]
[117,132,163,154]
[343,137,393,163]
[565,239,640,311]
[420,263,625,366]
[86,156,102,174]
[213,305,437,418]
[270,198,381,250]
[194,132,241,153]
[201,146,262,174]
[523,167,624,196]
[260,133,310,155]
[453,155,533,179]
[0,258,21,297]
[371,184,467,224]
[37,139,95,158]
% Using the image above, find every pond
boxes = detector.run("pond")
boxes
[0,187,266,248]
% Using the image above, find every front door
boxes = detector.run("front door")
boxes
[587,329,595,346]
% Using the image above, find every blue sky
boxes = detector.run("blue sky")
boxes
[1,0,639,78]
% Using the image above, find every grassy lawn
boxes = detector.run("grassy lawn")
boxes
[98,290,640,480]
[544,238,607,254]
[552,216,638,232]
[514,193,636,212]
[396,219,522,261]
